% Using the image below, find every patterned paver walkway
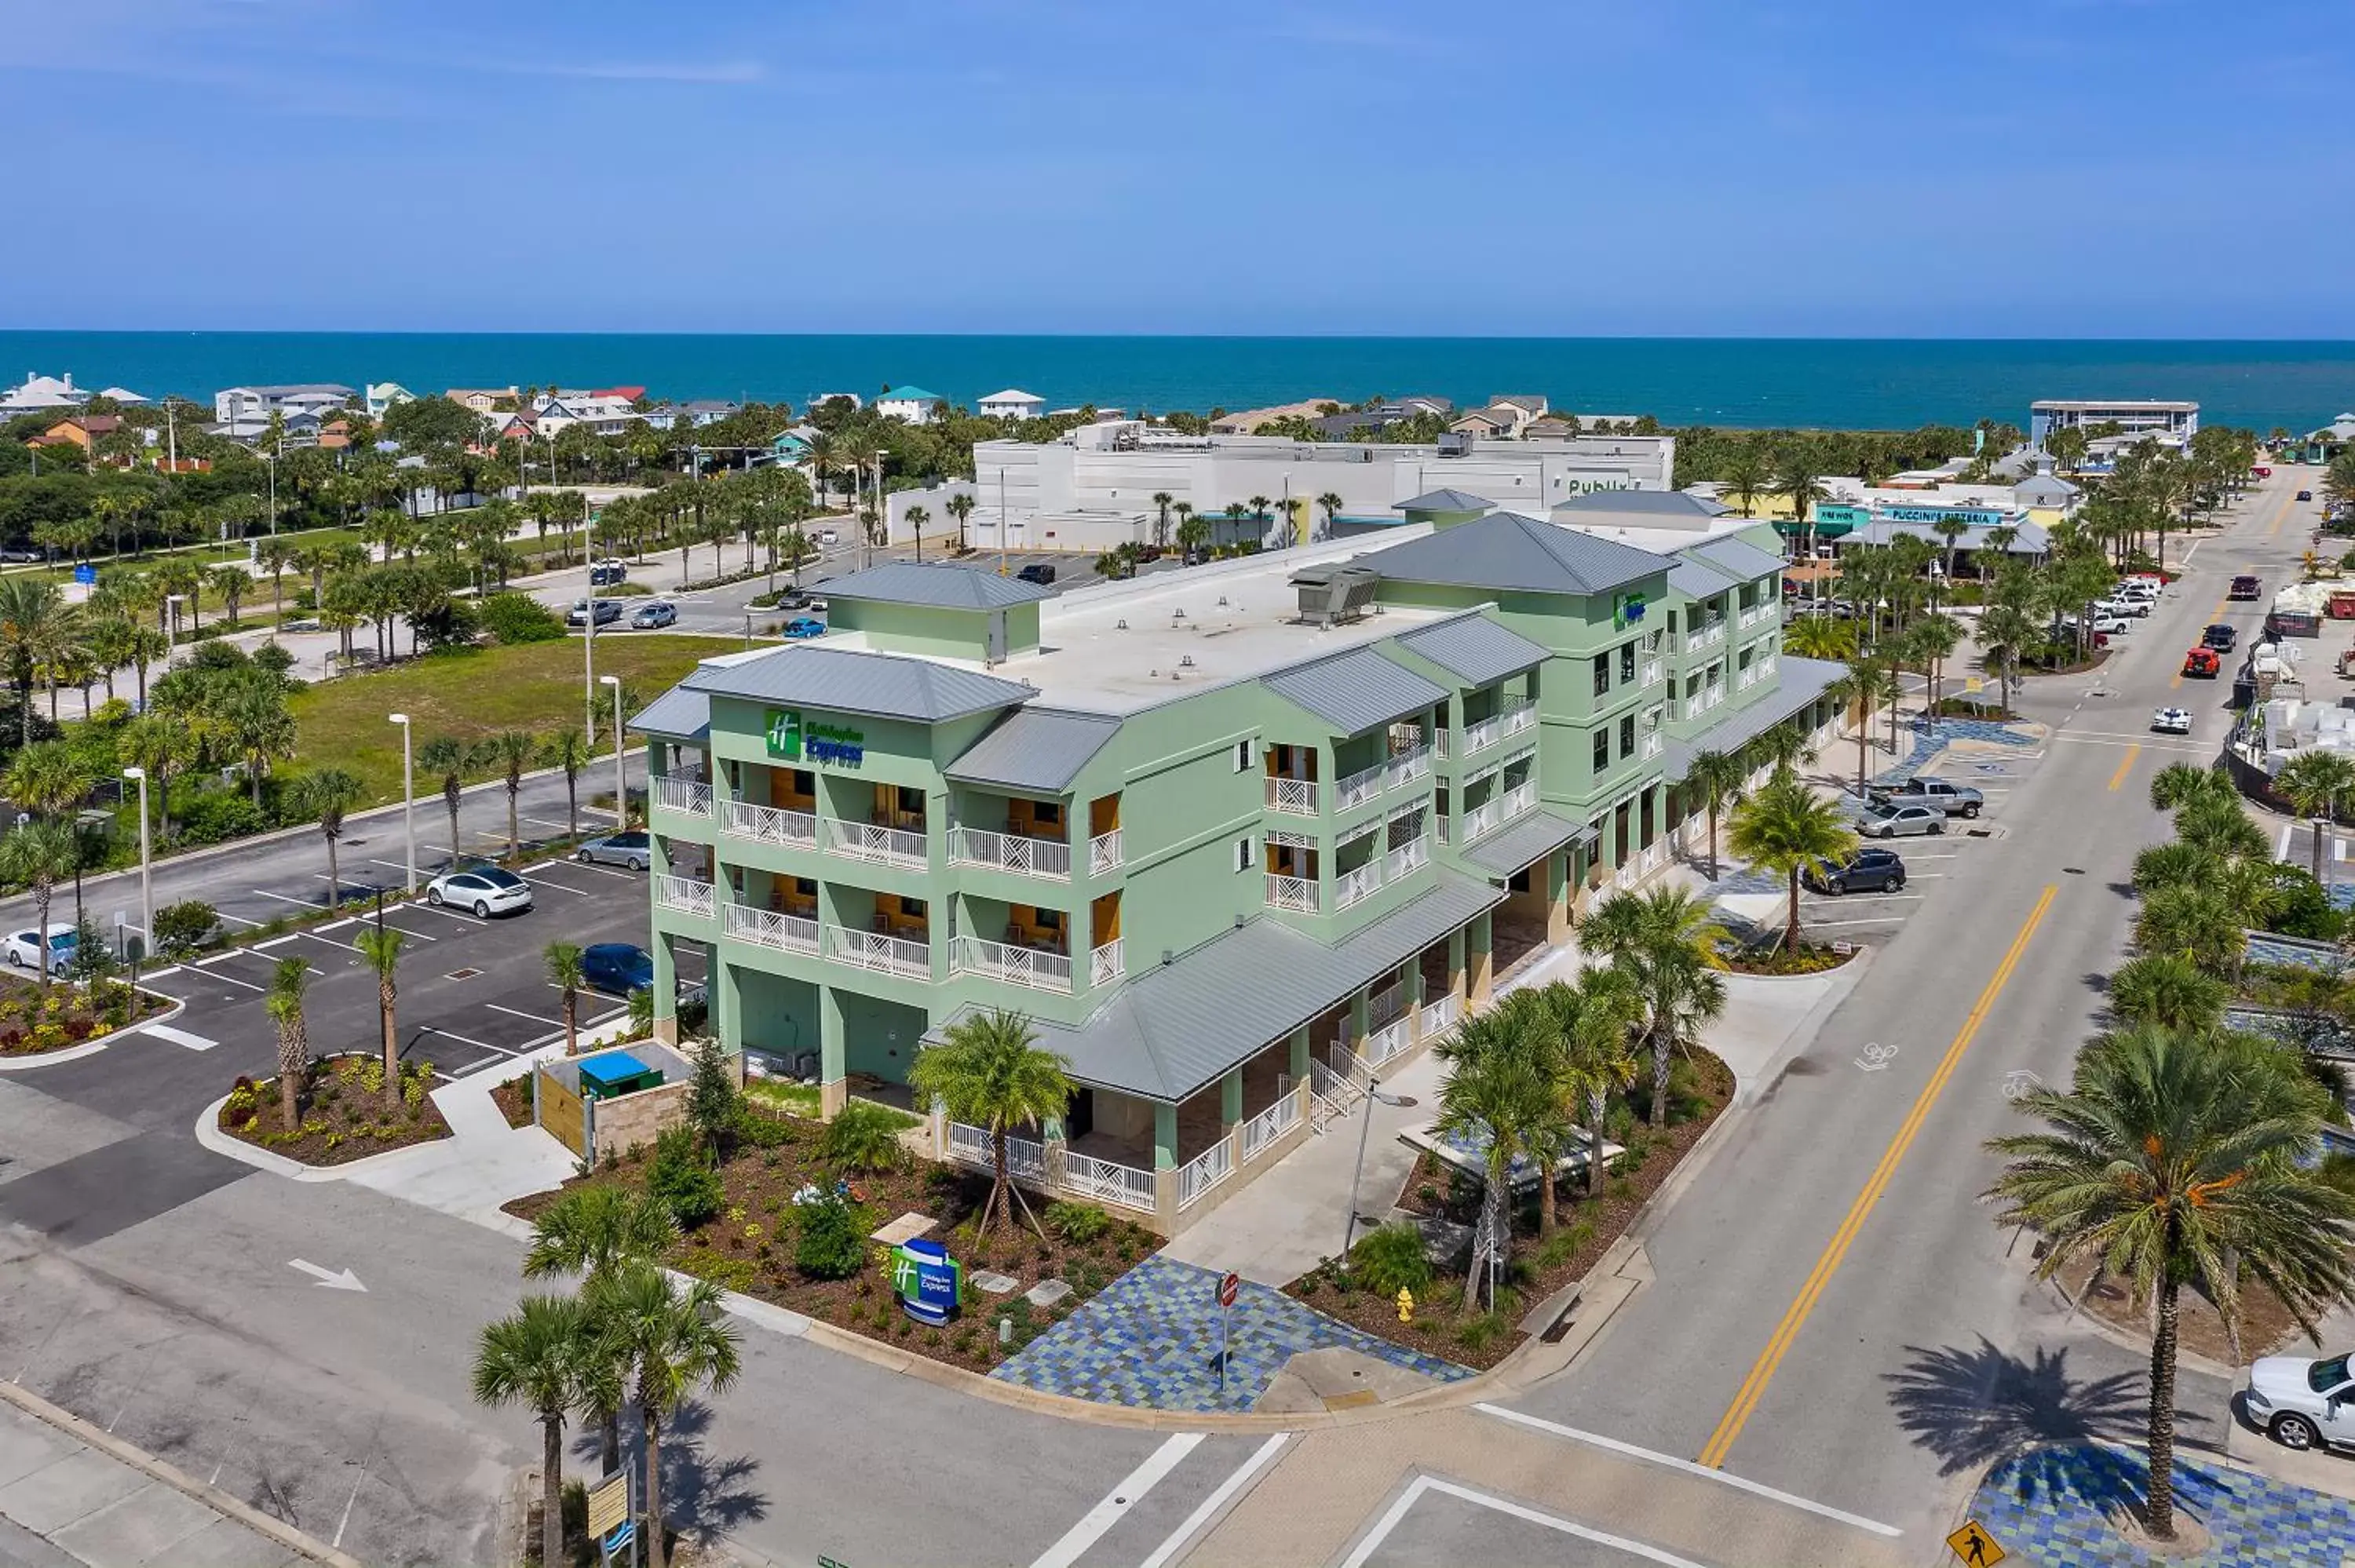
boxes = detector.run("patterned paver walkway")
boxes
[989,1255,1471,1412]
[1872,715,2041,787]
[1970,1443,2355,1566]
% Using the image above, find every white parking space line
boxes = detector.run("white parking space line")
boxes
[524,817,574,832]
[448,1053,509,1078]
[1342,1476,1707,1568]
[1802,893,1926,906]
[216,911,261,928]
[187,965,264,992]
[1472,1404,1903,1537]
[255,935,301,950]
[299,930,362,954]
[140,1023,217,1052]
[382,921,438,941]
[417,1023,506,1052]
[1137,1434,1289,1568]
[1028,1433,1203,1568]
[560,861,637,880]
[517,874,590,895]
[1802,915,1909,928]
[484,1003,560,1026]
[249,889,320,909]
[401,902,476,923]
[140,965,181,982]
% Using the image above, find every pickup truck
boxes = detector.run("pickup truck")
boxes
[1864,775,1984,819]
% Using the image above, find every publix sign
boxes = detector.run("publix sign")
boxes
[766,709,866,766]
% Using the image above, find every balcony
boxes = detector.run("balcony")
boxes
[652,874,714,918]
[951,935,1073,994]
[1334,760,1385,814]
[651,777,712,819]
[1089,829,1124,876]
[721,799,817,848]
[1090,939,1125,987]
[1383,745,1431,791]
[1686,622,1727,652]
[823,924,931,979]
[1265,873,1319,913]
[1740,603,1776,629]
[1758,654,1779,680]
[1641,658,1663,687]
[1384,837,1429,881]
[723,903,820,956]
[1335,861,1381,910]
[948,826,1071,881]
[1460,698,1536,757]
[1641,732,1664,760]
[824,819,928,869]
[1460,800,1500,842]
[1736,665,1759,691]
[1265,776,1320,816]
[1499,780,1537,822]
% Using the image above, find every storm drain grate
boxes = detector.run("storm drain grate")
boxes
[446,967,483,980]
[1965,828,1993,838]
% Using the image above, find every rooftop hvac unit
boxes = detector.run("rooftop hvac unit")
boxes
[1290,563,1380,626]
[1437,432,1472,458]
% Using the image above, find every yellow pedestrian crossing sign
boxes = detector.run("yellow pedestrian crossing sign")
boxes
[1946,1519,2005,1565]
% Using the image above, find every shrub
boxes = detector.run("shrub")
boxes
[820,1101,907,1174]
[1349,1223,1433,1296]
[647,1126,724,1228]
[732,1106,794,1148]
[478,592,565,645]
[173,788,269,847]
[153,900,219,958]
[675,1246,757,1294]
[684,1037,742,1151]
[794,1192,869,1280]
[1453,1311,1511,1351]
[1045,1202,1108,1246]
[1533,1221,1596,1272]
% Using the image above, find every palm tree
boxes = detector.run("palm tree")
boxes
[1845,660,1898,797]
[1435,1005,1556,1306]
[1681,749,1748,881]
[589,1265,742,1568]
[2134,882,2245,978]
[2147,761,2233,814]
[541,729,591,837]
[0,577,81,746]
[906,1008,1074,1238]
[547,943,586,1055]
[1580,886,1729,1126]
[0,822,75,997]
[1717,447,1769,519]
[296,769,367,913]
[1729,771,1860,954]
[265,954,311,1128]
[484,729,538,858]
[946,491,975,553]
[1744,720,1816,781]
[1988,1027,2355,1541]
[522,1185,677,1473]
[1772,455,1828,567]
[1908,612,1962,716]
[2273,750,2355,882]
[473,1293,593,1568]
[1316,490,1344,541]
[904,504,929,563]
[5,739,96,923]
[2175,793,2267,863]
[206,565,250,629]
[1782,615,1855,662]
[1534,970,1642,1199]
[354,921,406,1110]
[2105,954,2229,1032]
[221,682,297,807]
[418,737,474,869]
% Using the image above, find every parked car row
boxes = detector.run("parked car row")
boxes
[568,598,682,629]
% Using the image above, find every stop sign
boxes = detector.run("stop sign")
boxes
[1218,1271,1240,1307]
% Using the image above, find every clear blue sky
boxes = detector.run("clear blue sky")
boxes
[5,1,2342,337]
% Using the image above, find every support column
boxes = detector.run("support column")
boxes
[709,945,735,1052]
[1448,928,1468,1007]
[1546,847,1572,946]
[1348,986,1371,1062]
[1287,1026,1311,1082]
[651,931,679,1046]
[1153,1101,1179,1170]
[1470,909,1495,1005]
[1220,1069,1243,1129]
[819,985,849,1119]
[1404,957,1426,1046]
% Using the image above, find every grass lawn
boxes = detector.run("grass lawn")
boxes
[287,633,726,805]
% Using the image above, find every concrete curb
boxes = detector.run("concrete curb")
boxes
[0,1378,367,1568]
[0,990,187,1074]
[192,1072,461,1185]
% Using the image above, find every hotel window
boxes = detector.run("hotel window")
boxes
[1592,655,1611,698]
[1232,740,1252,772]
[1619,715,1636,760]
[1234,835,1255,873]
[1619,642,1636,684]
[1592,731,1610,773]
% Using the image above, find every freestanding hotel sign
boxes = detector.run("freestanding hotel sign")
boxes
[893,1238,962,1326]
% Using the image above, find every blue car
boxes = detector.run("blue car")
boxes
[581,943,654,997]
[782,617,825,640]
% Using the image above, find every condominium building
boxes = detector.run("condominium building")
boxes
[211,384,356,425]
[632,498,1838,1233]
[2029,399,2198,444]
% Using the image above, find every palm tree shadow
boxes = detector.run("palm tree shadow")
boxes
[655,1398,769,1535]
[1883,1336,2179,1506]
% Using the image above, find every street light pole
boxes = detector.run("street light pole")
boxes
[121,766,151,950]
[582,504,597,749]
[389,713,415,895]
[600,675,625,829]
[1339,1075,1414,1262]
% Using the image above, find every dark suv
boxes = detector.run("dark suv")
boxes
[2229,574,2263,601]
[2202,623,2238,651]
[1802,848,1907,895]
[1016,563,1057,585]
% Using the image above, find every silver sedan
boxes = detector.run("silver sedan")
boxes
[1854,803,1946,839]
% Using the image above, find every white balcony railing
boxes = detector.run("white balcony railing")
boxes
[823,924,931,979]
[1265,873,1319,913]
[1694,621,1728,649]
[1090,939,1124,987]
[1461,800,1500,842]
[1265,775,1320,816]
[1737,665,1759,691]
[652,874,714,918]
[1385,837,1429,881]
[1499,780,1537,822]
[1706,684,1725,709]
[652,776,711,818]
[1175,1133,1237,1211]
[1420,992,1462,1040]
[1238,1093,1301,1163]
[723,903,820,955]
[721,798,816,848]
[1433,730,1451,760]
[1058,1148,1156,1212]
[1641,658,1663,687]
[1334,760,1385,813]
[1089,829,1124,875]
[824,819,928,868]
[1758,654,1779,679]
[1500,698,1537,737]
[947,1121,1047,1183]
[1366,1016,1411,1067]
[1335,861,1381,910]
[948,826,1070,880]
[1641,732,1664,760]
[1383,744,1431,791]
[951,934,1073,994]
[1368,983,1408,1030]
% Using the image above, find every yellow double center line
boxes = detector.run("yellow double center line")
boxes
[1695,883,2060,1469]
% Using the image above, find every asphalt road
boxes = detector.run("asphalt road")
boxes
[1499,465,2315,1543]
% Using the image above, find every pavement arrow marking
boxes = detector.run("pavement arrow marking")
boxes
[287,1259,368,1292]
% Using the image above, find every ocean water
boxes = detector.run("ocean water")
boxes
[5,333,2353,434]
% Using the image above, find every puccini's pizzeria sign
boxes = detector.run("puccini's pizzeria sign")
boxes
[766,709,865,765]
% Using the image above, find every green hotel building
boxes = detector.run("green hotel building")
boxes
[632,491,1843,1233]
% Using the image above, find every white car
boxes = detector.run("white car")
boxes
[2096,596,2151,619]
[2246,1351,2355,1451]
[2063,611,2129,637]
[3,923,77,974]
[425,866,535,917]
[2151,708,2193,735]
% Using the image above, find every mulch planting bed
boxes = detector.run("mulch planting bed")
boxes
[2063,1253,2313,1365]
[491,1071,535,1129]
[1287,1048,1734,1370]
[1719,941,1860,976]
[219,1053,452,1165]
[0,977,170,1056]
[503,1107,1158,1376]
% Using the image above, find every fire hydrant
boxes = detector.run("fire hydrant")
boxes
[1397,1287,1415,1324]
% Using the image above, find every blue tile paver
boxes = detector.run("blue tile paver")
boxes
[1970,1443,2355,1566]
[990,1254,1472,1411]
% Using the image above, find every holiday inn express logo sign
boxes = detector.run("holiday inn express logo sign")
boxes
[766,709,864,765]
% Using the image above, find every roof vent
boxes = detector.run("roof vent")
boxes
[1161,949,1174,966]
[1289,563,1380,626]
[1172,607,1187,622]
[1217,596,1229,607]
[1179,655,1195,668]
[1115,618,1127,629]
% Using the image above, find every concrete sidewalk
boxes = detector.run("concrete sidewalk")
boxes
[0,1381,358,1568]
